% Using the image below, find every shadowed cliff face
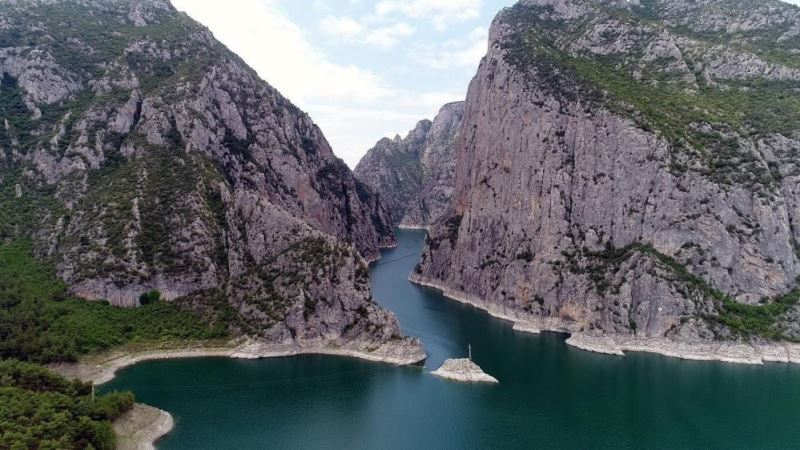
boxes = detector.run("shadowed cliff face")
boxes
[415,0,800,343]
[0,0,417,352]
[355,102,464,228]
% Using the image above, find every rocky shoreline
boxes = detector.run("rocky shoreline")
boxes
[566,333,800,365]
[431,358,498,383]
[409,274,800,365]
[52,338,425,385]
[113,403,174,450]
[409,274,570,333]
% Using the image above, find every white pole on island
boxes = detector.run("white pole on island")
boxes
[468,344,472,361]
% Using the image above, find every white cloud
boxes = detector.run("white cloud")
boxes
[172,0,392,105]
[320,15,363,40]
[375,0,483,30]
[364,22,415,49]
[171,0,461,167]
[311,0,332,14]
[414,26,488,70]
[320,15,414,49]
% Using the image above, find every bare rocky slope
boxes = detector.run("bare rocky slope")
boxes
[355,102,463,228]
[0,0,421,360]
[413,0,800,354]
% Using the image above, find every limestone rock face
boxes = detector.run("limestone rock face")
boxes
[0,0,417,356]
[415,0,800,344]
[354,120,431,227]
[355,102,464,228]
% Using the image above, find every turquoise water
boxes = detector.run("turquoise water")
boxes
[103,229,800,449]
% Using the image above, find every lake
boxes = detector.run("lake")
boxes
[103,229,800,449]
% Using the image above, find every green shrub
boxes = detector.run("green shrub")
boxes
[138,290,161,306]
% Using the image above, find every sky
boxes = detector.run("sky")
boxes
[170,0,514,167]
[170,0,800,168]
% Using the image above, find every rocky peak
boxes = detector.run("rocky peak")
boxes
[356,102,464,228]
[127,0,174,27]
[408,119,433,141]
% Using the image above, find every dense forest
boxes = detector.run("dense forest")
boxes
[0,242,230,448]
[0,242,230,363]
[0,360,133,450]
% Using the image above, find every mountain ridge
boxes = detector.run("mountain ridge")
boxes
[0,0,420,359]
[355,101,464,229]
[413,0,800,347]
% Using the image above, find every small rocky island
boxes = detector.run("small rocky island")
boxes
[431,358,498,384]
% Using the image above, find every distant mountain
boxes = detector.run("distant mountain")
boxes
[414,0,800,356]
[0,0,420,359]
[355,102,464,228]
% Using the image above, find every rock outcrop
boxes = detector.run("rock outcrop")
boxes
[0,0,419,360]
[431,358,498,383]
[355,102,463,228]
[414,0,800,351]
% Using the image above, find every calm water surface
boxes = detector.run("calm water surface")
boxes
[104,229,800,449]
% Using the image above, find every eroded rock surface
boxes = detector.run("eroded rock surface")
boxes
[0,0,418,359]
[355,102,464,228]
[414,0,800,349]
[431,358,498,383]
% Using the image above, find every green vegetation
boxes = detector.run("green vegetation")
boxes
[629,0,800,69]
[286,236,355,270]
[0,0,243,167]
[0,240,230,448]
[224,236,369,327]
[516,249,535,263]
[138,290,161,306]
[0,167,60,243]
[0,242,228,364]
[383,147,425,187]
[0,1,216,89]
[0,73,33,152]
[0,359,132,450]
[719,289,800,341]
[579,243,800,341]
[71,143,227,280]
[501,3,800,193]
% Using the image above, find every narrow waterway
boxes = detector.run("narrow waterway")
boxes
[104,229,800,449]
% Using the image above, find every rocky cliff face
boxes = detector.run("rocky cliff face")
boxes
[354,120,431,227]
[355,102,463,228]
[414,0,800,345]
[0,0,420,359]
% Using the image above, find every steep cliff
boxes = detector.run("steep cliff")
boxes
[414,0,800,351]
[0,0,420,360]
[355,102,463,228]
[354,120,431,226]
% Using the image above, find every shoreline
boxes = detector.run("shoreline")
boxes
[409,274,800,365]
[398,224,431,231]
[51,338,424,449]
[367,241,400,263]
[52,338,426,386]
[113,403,174,450]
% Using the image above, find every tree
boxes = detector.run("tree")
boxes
[138,290,161,306]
